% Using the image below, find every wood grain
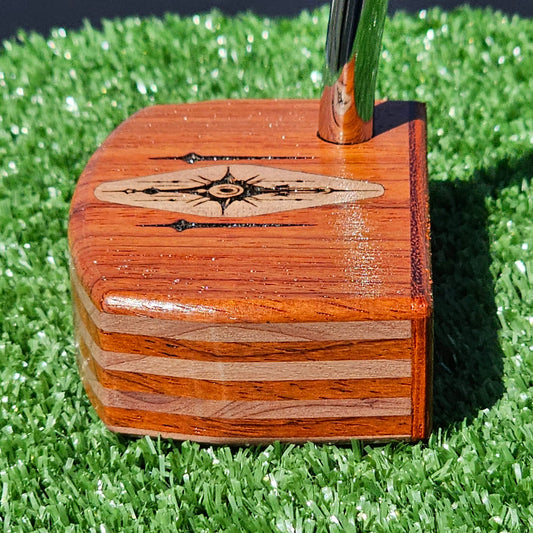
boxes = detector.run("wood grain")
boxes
[80,369,412,442]
[78,326,412,406]
[72,268,412,343]
[74,292,414,363]
[69,99,432,443]
[408,104,433,439]
[82,365,411,420]
[105,408,413,443]
[77,323,412,383]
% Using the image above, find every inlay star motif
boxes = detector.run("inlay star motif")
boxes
[94,165,384,218]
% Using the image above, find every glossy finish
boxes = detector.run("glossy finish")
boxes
[318,0,389,144]
[69,99,432,443]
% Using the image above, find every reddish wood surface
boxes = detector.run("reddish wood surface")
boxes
[80,367,413,443]
[74,287,414,362]
[69,99,432,443]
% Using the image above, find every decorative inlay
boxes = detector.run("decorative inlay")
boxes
[150,152,314,164]
[140,218,313,233]
[94,164,385,217]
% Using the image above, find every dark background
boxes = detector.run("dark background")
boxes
[2,0,531,41]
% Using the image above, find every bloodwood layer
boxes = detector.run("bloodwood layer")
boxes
[69,99,432,443]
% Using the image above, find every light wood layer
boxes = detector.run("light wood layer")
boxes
[77,321,411,382]
[71,270,412,342]
[73,288,413,362]
[80,366,412,442]
[81,364,411,420]
[94,164,385,217]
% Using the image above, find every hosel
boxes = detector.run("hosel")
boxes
[318,0,389,144]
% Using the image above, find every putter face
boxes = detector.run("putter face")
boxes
[68,1,433,443]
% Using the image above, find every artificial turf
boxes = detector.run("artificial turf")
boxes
[0,5,532,532]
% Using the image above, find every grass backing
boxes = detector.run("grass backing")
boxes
[0,6,532,532]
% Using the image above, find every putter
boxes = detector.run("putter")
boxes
[69,0,432,443]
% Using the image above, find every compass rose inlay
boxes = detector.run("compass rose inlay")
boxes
[94,164,385,218]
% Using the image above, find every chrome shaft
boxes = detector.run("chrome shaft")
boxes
[318,0,389,144]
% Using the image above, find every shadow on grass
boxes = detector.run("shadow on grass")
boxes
[431,152,532,428]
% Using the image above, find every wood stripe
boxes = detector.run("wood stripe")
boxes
[88,377,411,419]
[105,407,412,442]
[104,425,412,444]
[79,366,412,441]
[73,288,413,362]
[71,268,412,342]
[77,318,411,382]
[78,336,412,401]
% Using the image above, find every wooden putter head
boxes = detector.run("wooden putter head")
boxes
[68,0,433,443]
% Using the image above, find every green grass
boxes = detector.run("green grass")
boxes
[0,5,532,532]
